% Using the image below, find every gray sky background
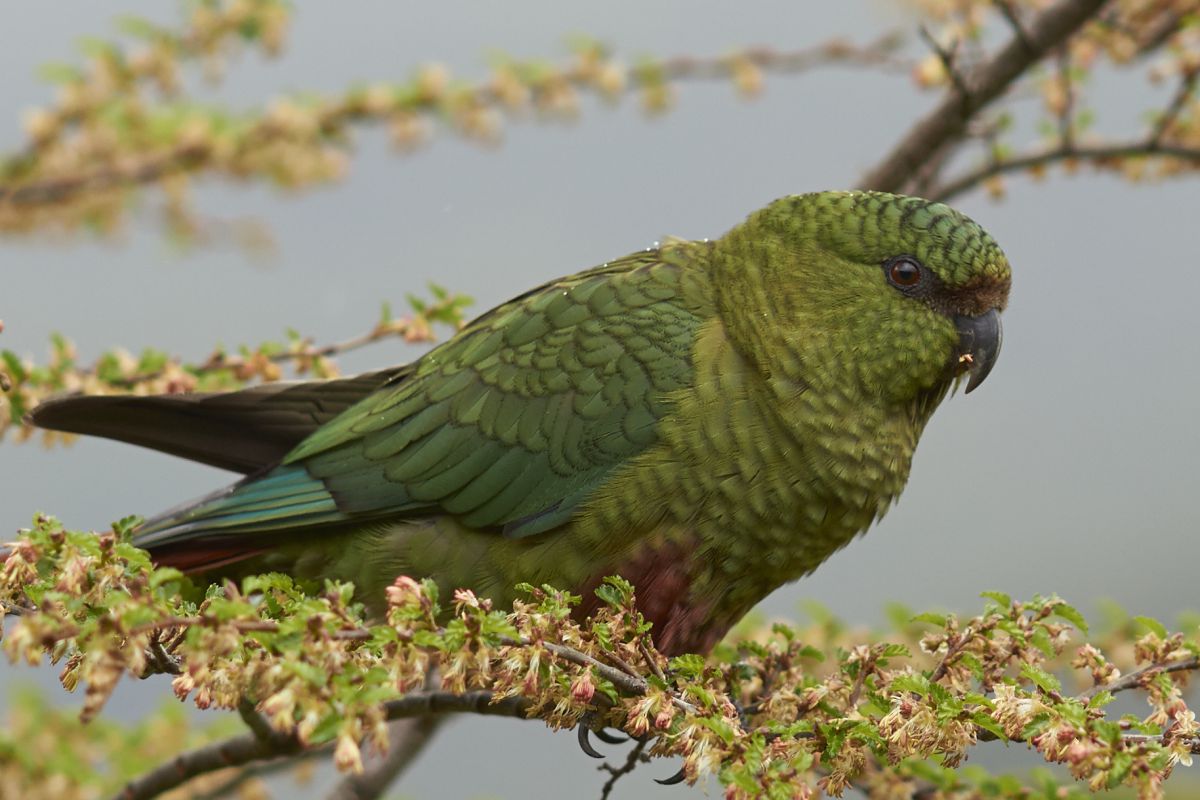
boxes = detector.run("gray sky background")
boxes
[1,2,1198,798]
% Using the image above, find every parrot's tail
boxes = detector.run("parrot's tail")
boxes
[26,366,408,473]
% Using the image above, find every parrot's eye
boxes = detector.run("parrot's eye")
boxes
[885,256,923,289]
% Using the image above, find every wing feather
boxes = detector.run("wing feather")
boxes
[136,252,709,549]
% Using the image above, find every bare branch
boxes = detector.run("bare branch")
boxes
[108,728,302,800]
[381,690,530,722]
[859,0,1108,192]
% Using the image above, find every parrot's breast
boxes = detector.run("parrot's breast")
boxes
[567,318,926,647]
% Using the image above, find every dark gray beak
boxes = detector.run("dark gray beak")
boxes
[955,309,1003,393]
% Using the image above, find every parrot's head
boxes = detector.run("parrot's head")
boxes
[711,190,1011,411]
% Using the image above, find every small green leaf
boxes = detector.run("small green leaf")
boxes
[1133,615,1167,638]
[1020,663,1062,693]
[116,15,162,40]
[972,712,1007,740]
[2,350,27,384]
[1107,750,1134,788]
[37,63,83,84]
[980,591,1012,608]
[668,654,705,678]
[1030,626,1055,657]
[594,575,634,609]
[879,643,911,659]
[149,567,185,589]
[1051,601,1089,635]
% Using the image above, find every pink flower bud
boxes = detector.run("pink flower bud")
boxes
[571,672,595,704]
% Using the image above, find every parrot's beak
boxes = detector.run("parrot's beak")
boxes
[954,309,1002,394]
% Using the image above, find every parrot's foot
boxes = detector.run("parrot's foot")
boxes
[577,723,605,759]
[595,727,629,745]
[576,712,689,785]
[654,767,687,786]
[576,714,630,759]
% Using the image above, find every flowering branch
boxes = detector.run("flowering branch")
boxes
[0,286,473,444]
[2,517,1198,800]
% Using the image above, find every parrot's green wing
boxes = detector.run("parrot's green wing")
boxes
[135,251,706,550]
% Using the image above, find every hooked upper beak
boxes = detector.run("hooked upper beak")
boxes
[954,308,1003,394]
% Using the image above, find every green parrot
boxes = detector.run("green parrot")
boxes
[32,190,1009,657]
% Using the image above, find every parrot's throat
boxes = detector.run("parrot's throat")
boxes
[575,538,735,657]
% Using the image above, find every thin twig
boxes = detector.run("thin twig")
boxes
[994,0,1036,55]
[918,26,969,99]
[1080,654,1200,701]
[598,739,649,800]
[1122,733,1200,754]
[847,651,879,710]
[1150,67,1199,145]
[930,140,1200,201]
[1055,48,1075,149]
[930,626,974,684]
[596,648,643,681]
[639,640,667,683]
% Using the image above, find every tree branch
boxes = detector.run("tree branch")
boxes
[109,692,527,800]
[930,140,1200,201]
[108,728,302,800]
[0,145,208,208]
[0,37,904,214]
[381,690,530,721]
[859,0,1108,192]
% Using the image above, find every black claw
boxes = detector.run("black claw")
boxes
[577,723,605,759]
[594,727,628,745]
[655,767,687,786]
